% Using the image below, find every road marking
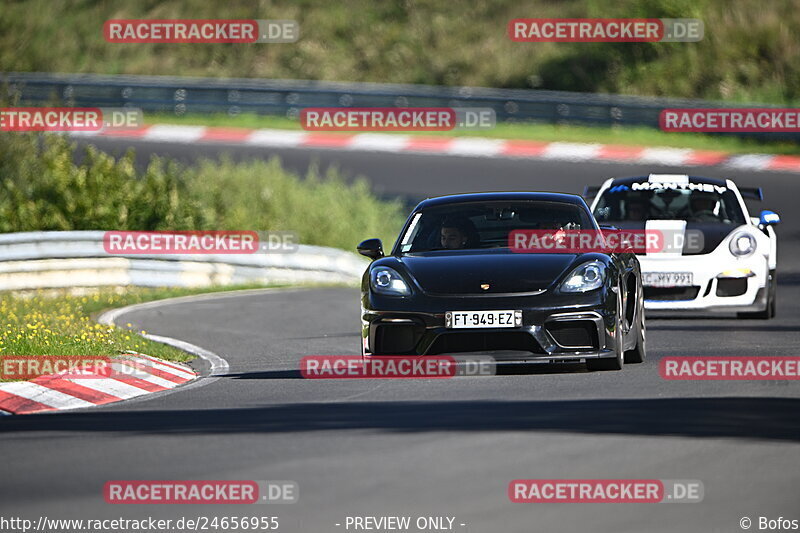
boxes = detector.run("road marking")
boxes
[70,125,800,173]
[143,125,207,143]
[0,381,95,410]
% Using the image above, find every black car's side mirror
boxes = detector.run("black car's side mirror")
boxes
[357,238,384,259]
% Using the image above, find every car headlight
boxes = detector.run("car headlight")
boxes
[370,266,411,296]
[729,231,756,257]
[560,261,606,293]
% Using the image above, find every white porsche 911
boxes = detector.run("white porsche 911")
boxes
[586,174,779,319]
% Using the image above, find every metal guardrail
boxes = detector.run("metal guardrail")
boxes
[1,71,789,137]
[0,231,368,291]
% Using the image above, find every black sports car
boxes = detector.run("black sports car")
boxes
[357,192,646,371]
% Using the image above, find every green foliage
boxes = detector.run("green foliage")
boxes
[1,0,798,103]
[189,157,405,250]
[0,285,290,368]
[0,132,406,250]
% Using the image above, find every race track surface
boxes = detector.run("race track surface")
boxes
[3,138,800,532]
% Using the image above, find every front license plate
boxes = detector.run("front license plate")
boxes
[643,272,694,287]
[446,310,522,329]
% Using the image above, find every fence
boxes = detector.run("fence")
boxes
[0,231,367,291]
[1,71,789,137]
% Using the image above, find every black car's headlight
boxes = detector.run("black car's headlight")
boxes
[729,231,756,257]
[370,266,411,296]
[559,261,606,293]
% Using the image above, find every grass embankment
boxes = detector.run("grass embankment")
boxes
[0,130,405,372]
[147,113,800,156]
[2,0,799,105]
[5,0,799,154]
[0,285,281,381]
[0,132,406,248]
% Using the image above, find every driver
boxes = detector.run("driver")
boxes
[625,197,650,221]
[440,217,473,249]
[688,191,719,222]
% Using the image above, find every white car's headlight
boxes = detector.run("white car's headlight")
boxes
[370,266,411,296]
[729,231,756,257]
[560,261,606,293]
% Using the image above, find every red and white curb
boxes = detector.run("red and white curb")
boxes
[0,354,197,415]
[71,124,800,173]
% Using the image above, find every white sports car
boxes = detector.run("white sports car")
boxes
[586,174,779,319]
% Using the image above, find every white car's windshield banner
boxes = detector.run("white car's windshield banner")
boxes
[627,181,728,194]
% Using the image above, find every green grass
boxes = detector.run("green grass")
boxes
[0,130,402,377]
[2,0,799,104]
[146,112,800,156]
[0,132,408,250]
[0,284,293,381]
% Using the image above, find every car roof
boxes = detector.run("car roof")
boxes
[609,175,728,187]
[414,191,587,211]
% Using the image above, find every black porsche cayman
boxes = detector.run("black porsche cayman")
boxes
[357,192,646,371]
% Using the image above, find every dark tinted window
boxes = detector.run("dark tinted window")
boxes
[594,182,746,225]
[398,201,594,253]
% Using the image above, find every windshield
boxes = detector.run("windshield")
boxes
[593,182,746,225]
[397,201,594,253]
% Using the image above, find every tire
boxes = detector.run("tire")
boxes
[587,282,624,371]
[737,270,776,320]
[624,284,646,364]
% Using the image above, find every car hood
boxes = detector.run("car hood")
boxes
[396,250,579,294]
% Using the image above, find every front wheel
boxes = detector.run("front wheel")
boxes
[624,286,646,364]
[587,283,624,371]
[737,270,776,320]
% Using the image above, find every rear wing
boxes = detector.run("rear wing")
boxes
[738,187,763,201]
[582,186,600,200]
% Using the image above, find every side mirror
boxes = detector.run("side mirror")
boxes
[357,238,384,259]
[759,210,780,226]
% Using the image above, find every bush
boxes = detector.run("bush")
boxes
[1,0,799,103]
[0,132,406,250]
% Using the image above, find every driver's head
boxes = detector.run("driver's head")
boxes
[440,217,471,249]
[626,197,649,221]
[690,191,717,213]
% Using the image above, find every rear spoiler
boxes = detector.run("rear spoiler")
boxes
[738,187,763,201]
[582,185,600,200]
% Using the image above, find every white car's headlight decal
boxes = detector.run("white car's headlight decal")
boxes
[729,231,756,257]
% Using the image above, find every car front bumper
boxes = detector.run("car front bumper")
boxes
[639,253,769,312]
[361,289,620,360]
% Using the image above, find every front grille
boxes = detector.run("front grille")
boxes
[545,321,598,349]
[644,286,700,301]
[716,278,748,297]
[374,324,420,354]
[426,331,543,355]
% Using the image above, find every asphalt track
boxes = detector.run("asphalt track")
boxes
[2,137,800,533]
